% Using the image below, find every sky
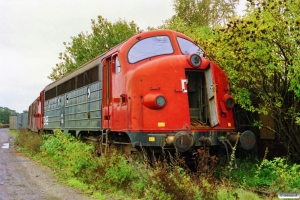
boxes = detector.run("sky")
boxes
[0,0,246,113]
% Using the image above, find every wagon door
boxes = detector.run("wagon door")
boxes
[205,65,219,127]
[86,65,102,130]
[59,96,65,129]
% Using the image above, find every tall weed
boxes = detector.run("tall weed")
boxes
[14,129,43,154]
[143,152,219,200]
[145,161,198,200]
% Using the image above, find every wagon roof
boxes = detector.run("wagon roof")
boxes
[44,53,105,91]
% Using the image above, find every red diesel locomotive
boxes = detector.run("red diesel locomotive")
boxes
[28,29,256,156]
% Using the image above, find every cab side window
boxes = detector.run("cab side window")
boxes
[115,56,121,73]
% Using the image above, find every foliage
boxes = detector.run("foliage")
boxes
[92,149,142,191]
[144,160,201,200]
[204,0,300,161]
[0,106,17,124]
[66,178,89,191]
[163,0,238,29]
[256,157,300,192]
[40,130,96,177]
[143,151,226,200]
[7,129,18,137]
[217,145,299,197]
[14,129,43,154]
[218,156,300,195]
[38,130,144,198]
[48,16,140,81]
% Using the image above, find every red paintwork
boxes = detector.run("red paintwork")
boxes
[28,90,44,132]
[39,90,44,130]
[28,97,37,132]
[100,30,235,133]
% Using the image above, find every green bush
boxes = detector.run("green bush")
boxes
[256,157,300,192]
[40,130,96,178]
[218,156,300,193]
[94,149,140,188]
[39,130,145,198]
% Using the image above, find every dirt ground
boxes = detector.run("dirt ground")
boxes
[0,128,92,200]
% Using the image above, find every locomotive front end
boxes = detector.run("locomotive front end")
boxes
[122,30,256,154]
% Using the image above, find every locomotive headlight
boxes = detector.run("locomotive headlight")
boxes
[156,96,166,107]
[143,93,167,109]
[223,94,235,109]
[189,54,201,67]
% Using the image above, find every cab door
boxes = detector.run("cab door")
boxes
[110,54,127,130]
[205,65,219,127]
[102,57,112,128]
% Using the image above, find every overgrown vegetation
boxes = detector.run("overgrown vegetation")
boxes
[12,129,300,199]
[217,155,300,196]
[14,129,43,154]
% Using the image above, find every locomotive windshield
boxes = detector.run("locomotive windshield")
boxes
[128,36,173,63]
[177,37,204,56]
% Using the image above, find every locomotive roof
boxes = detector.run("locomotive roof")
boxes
[44,29,198,92]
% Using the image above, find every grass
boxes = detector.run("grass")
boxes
[9,129,300,199]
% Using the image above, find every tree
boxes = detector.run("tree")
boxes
[168,0,239,28]
[159,0,238,55]
[206,0,300,161]
[0,107,17,124]
[48,16,140,81]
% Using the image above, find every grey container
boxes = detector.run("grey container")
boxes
[9,114,18,130]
